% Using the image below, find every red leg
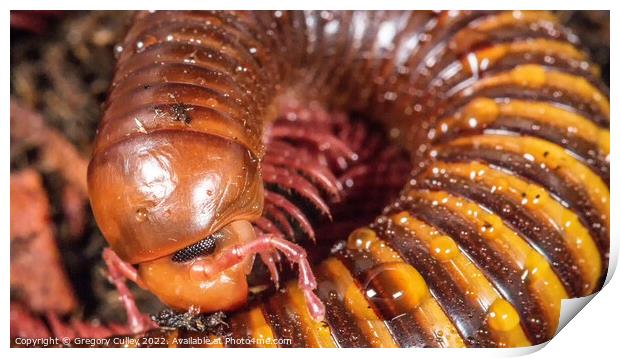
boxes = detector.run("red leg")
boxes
[191,234,326,321]
[102,248,155,334]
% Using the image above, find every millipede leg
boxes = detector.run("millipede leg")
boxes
[190,234,326,321]
[102,248,154,334]
[259,251,281,289]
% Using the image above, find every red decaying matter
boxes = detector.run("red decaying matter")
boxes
[10,170,77,316]
[85,10,609,347]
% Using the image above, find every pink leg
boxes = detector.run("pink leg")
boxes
[191,235,326,321]
[254,228,282,287]
[259,251,280,289]
[102,248,155,334]
[265,191,316,241]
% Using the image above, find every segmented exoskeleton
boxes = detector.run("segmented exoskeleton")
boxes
[88,10,609,347]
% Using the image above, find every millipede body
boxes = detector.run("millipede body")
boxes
[87,10,610,347]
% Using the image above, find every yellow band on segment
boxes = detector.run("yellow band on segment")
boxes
[409,189,568,335]
[461,38,593,76]
[444,134,610,230]
[546,70,609,119]
[469,65,609,120]
[391,211,532,347]
[478,38,585,64]
[346,228,466,347]
[284,282,338,348]
[431,161,602,294]
[319,258,399,348]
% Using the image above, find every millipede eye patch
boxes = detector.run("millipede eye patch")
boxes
[172,232,224,262]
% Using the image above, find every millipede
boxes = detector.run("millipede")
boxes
[83,10,609,347]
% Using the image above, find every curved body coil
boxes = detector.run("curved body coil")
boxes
[89,10,609,347]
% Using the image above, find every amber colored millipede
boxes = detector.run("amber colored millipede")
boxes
[88,10,609,347]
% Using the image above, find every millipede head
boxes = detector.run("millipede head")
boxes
[88,131,264,264]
